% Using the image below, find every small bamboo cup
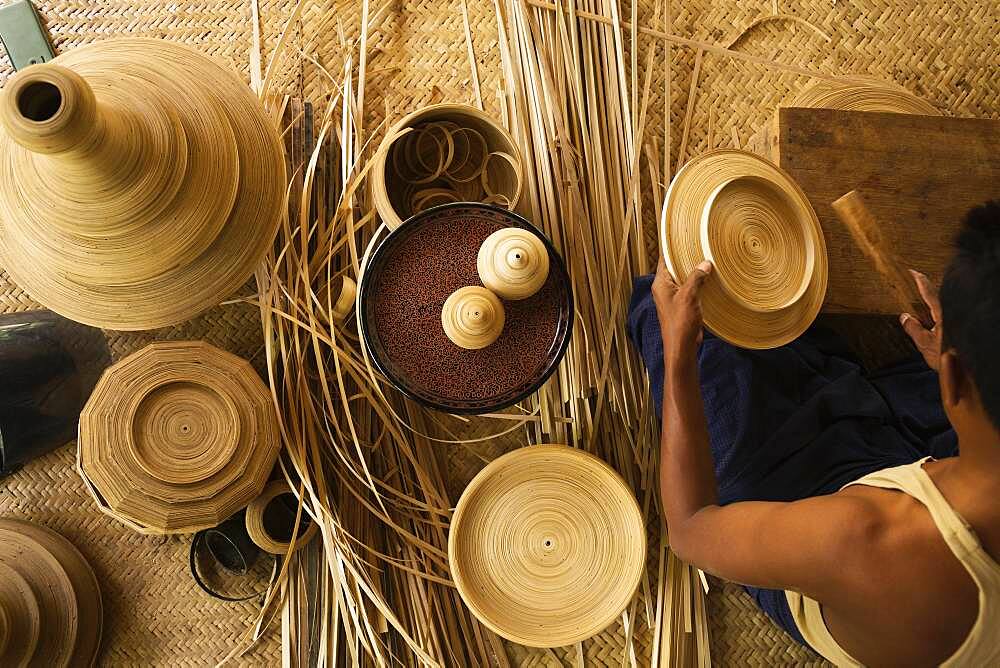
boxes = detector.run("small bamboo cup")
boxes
[370,104,524,229]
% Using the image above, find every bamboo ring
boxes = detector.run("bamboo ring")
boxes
[245,481,318,555]
[480,151,522,205]
[441,286,506,350]
[661,150,827,349]
[786,75,941,115]
[477,227,550,300]
[0,38,285,330]
[449,445,646,648]
[79,341,280,535]
[330,275,357,322]
[0,519,102,668]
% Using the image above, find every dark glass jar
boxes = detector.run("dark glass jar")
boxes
[0,310,109,477]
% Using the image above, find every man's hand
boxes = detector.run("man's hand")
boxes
[900,270,942,371]
[652,257,713,362]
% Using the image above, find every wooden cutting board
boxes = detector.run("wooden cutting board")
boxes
[756,107,1000,315]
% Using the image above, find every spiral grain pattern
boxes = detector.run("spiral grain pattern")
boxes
[78,341,280,535]
[662,150,827,349]
[0,519,102,668]
[477,227,550,300]
[787,75,941,115]
[0,39,285,330]
[448,445,646,648]
[440,286,506,350]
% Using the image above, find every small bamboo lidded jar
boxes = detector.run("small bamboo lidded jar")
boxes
[441,286,506,350]
[477,227,550,300]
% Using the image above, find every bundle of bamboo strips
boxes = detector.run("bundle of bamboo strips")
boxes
[493,1,710,664]
[230,0,713,665]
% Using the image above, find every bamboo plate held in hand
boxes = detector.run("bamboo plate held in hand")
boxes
[0,38,285,330]
[449,445,646,648]
[78,341,280,535]
[661,149,828,349]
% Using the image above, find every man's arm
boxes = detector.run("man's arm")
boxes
[653,259,878,601]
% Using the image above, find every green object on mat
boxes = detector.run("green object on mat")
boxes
[0,0,54,71]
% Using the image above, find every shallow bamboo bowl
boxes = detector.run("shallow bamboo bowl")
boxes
[78,341,280,535]
[0,38,285,330]
[370,103,523,229]
[661,149,827,349]
[0,519,102,668]
[449,445,646,648]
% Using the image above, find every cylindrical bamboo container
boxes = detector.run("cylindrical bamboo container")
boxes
[370,103,524,229]
[0,38,285,330]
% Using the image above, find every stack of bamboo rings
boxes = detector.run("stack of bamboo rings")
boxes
[449,445,646,647]
[786,75,941,115]
[371,104,523,229]
[662,150,827,349]
[0,38,285,330]
[245,481,318,555]
[78,341,280,535]
[0,519,102,668]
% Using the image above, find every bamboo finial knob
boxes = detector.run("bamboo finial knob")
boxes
[477,227,550,300]
[441,286,505,349]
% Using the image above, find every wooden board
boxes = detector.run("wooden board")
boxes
[758,107,1000,314]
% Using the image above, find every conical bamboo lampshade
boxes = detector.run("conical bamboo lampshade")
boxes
[0,39,285,330]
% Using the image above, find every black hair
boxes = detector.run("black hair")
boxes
[940,201,1000,430]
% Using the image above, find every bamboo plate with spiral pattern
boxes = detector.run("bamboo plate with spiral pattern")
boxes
[449,445,646,648]
[78,341,280,535]
[0,38,285,330]
[786,75,941,115]
[0,519,102,668]
[661,149,827,349]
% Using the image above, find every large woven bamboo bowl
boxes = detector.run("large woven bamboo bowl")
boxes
[78,341,280,534]
[661,149,828,349]
[0,519,102,668]
[449,445,646,647]
[0,38,285,330]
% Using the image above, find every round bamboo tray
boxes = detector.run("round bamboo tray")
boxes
[786,75,941,115]
[370,103,523,229]
[449,445,646,648]
[245,481,318,555]
[0,519,102,668]
[0,38,285,330]
[78,341,281,534]
[661,149,827,349]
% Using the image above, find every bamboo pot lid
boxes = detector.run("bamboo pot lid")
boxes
[0,38,285,330]
[787,75,941,115]
[661,150,827,349]
[0,519,102,668]
[449,445,646,647]
[78,341,281,534]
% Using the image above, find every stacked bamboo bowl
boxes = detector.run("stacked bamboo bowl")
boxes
[449,445,646,647]
[0,519,102,668]
[661,150,828,349]
[786,75,941,115]
[0,38,285,330]
[371,104,524,229]
[78,341,280,535]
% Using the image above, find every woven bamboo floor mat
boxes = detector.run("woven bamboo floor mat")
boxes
[2,0,998,665]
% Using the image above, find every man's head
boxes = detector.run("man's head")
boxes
[939,201,1000,439]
